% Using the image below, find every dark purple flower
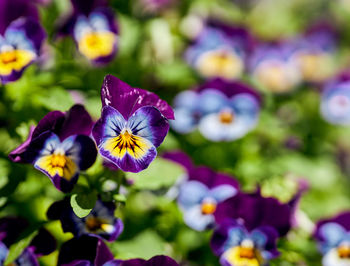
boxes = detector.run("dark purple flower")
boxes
[314,212,350,266]
[171,78,261,141]
[211,219,279,266]
[47,198,123,242]
[92,75,174,173]
[214,191,293,237]
[111,255,179,266]
[176,165,239,231]
[186,20,254,80]
[250,42,301,93]
[58,0,118,64]
[162,150,194,172]
[9,104,97,192]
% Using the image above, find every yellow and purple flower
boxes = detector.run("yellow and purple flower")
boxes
[58,234,178,266]
[92,75,174,172]
[58,0,118,64]
[314,211,350,266]
[250,42,301,93]
[47,198,123,242]
[211,191,294,265]
[9,105,97,192]
[185,21,254,80]
[320,71,350,125]
[171,78,261,141]
[0,0,46,83]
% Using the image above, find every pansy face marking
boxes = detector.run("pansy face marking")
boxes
[223,239,263,266]
[0,46,36,76]
[34,134,80,181]
[74,12,117,61]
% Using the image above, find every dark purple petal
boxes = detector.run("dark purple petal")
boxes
[120,255,179,266]
[162,150,193,172]
[71,0,108,16]
[58,235,114,266]
[0,0,39,35]
[214,191,292,237]
[32,111,65,139]
[0,217,29,247]
[314,211,350,242]
[6,17,46,53]
[62,260,91,266]
[9,125,35,163]
[74,135,98,170]
[29,228,56,257]
[196,78,262,106]
[15,247,39,266]
[59,104,94,140]
[101,75,174,120]
[188,166,239,190]
[92,8,118,34]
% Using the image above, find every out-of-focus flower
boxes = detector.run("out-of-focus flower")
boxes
[0,0,46,83]
[92,75,174,173]
[171,78,261,141]
[58,234,178,266]
[314,211,350,266]
[58,0,118,65]
[250,42,301,93]
[186,21,254,80]
[135,0,175,15]
[0,217,56,266]
[211,220,279,266]
[290,22,337,84]
[9,105,97,192]
[177,166,239,231]
[47,198,123,242]
[321,71,350,125]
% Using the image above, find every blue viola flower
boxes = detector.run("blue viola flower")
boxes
[9,105,97,192]
[58,235,179,266]
[186,20,254,80]
[211,220,279,266]
[0,0,46,83]
[92,75,174,172]
[320,71,350,125]
[171,78,261,142]
[250,42,301,93]
[314,212,350,266]
[47,198,123,242]
[176,163,239,231]
[58,0,118,65]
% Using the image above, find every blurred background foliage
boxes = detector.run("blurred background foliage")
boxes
[1,0,350,265]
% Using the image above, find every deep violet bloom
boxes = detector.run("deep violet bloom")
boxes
[0,217,56,265]
[9,104,97,192]
[0,0,46,83]
[320,71,350,125]
[186,21,254,80]
[58,0,118,64]
[92,75,174,173]
[290,22,337,84]
[58,235,178,266]
[171,78,261,141]
[47,198,123,242]
[211,220,279,266]
[250,42,301,93]
[314,211,350,266]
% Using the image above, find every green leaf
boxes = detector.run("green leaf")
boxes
[70,192,97,218]
[113,194,126,203]
[4,231,37,264]
[125,157,185,190]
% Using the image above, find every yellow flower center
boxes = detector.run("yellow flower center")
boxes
[0,49,36,75]
[85,217,114,234]
[201,201,217,215]
[223,242,263,266]
[78,31,116,60]
[219,111,234,124]
[256,64,289,93]
[338,244,350,259]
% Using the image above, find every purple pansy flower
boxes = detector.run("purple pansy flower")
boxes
[290,22,337,84]
[171,78,261,141]
[9,104,97,192]
[211,220,279,266]
[166,152,239,231]
[47,198,123,242]
[92,75,174,173]
[58,0,118,64]
[314,211,350,266]
[0,217,56,266]
[0,0,46,83]
[320,71,350,125]
[186,20,254,80]
[58,235,178,266]
[250,42,301,93]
